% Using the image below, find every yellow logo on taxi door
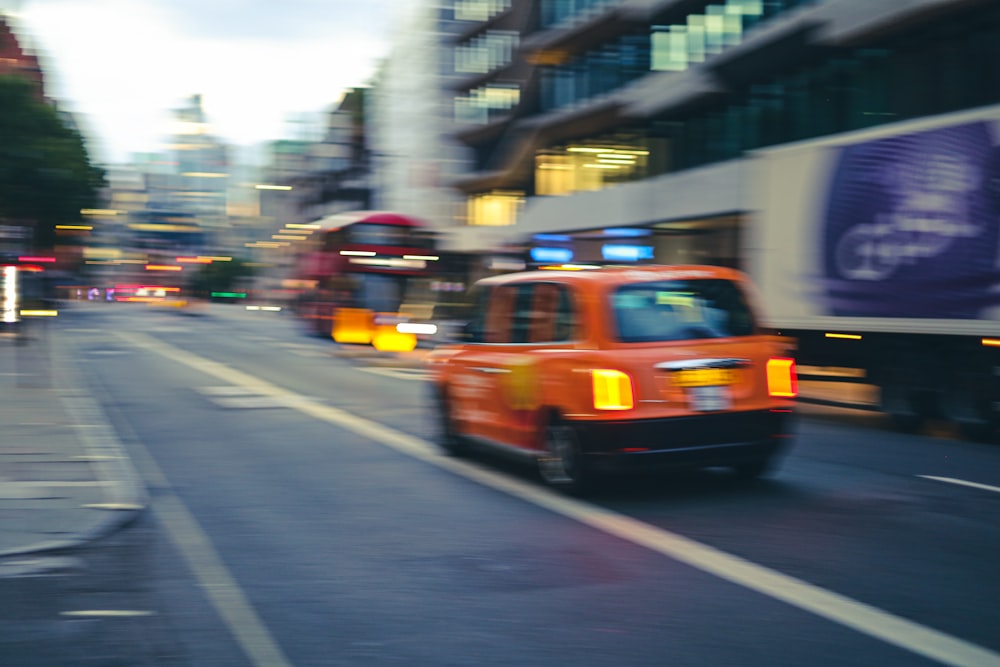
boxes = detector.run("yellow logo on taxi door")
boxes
[505,357,538,410]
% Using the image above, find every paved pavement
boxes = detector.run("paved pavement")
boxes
[0,305,146,574]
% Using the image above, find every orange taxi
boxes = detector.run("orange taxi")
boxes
[426,265,797,493]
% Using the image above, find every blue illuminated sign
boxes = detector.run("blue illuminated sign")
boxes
[602,244,654,262]
[602,228,652,238]
[531,247,574,263]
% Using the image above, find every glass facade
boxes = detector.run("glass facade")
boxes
[651,0,817,72]
[455,83,521,125]
[455,2,1000,232]
[454,0,512,22]
[658,6,1000,172]
[534,4,1000,189]
[537,32,649,112]
[539,0,620,29]
[455,31,519,74]
[537,0,816,114]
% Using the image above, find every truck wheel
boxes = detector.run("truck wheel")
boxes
[943,369,998,442]
[878,349,931,433]
[879,379,925,432]
[433,389,466,456]
[538,419,590,495]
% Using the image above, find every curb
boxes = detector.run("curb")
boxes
[0,314,148,560]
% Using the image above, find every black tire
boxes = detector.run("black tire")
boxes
[732,457,772,480]
[943,368,998,442]
[433,388,466,456]
[537,419,591,495]
[878,351,929,433]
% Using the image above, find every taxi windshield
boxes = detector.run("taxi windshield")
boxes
[612,279,755,342]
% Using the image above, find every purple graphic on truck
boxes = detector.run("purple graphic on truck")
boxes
[821,120,1000,319]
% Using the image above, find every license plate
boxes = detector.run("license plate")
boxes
[688,385,731,411]
[673,368,737,387]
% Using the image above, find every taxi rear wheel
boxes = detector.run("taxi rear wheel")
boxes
[538,420,590,494]
[434,388,466,457]
[732,457,772,480]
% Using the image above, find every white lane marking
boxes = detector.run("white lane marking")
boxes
[919,476,1000,495]
[96,338,293,667]
[358,366,432,381]
[152,494,294,667]
[197,386,261,397]
[61,610,156,618]
[196,385,318,409]
[116,330,1000,667]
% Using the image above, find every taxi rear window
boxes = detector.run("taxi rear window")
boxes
[612,279,755,342]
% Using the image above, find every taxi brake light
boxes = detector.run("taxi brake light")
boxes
[767,358,797,398]
[592,369,634,410]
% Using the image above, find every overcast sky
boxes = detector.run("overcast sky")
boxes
[11,0,415,165]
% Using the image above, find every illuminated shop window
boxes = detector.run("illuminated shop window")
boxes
[535,144,649,196]
[467,190,524,226]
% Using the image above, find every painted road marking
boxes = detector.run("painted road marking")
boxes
[153,494,293,667]
[919,476,1000,495]
[358,366,432,381]
[196,385,317,409]
[61,610,156,618]
[90,342,293,667]
[116,330,1000,667]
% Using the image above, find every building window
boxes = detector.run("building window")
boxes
[454,0,511,22]
[538,33,649,112]
[455,31,520,74]
[455,84,521,125]
[535,141,649,196]
[539,0,619,29]
[649,0,820,72]
[467,190,524,226]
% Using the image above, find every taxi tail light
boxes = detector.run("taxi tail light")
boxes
[592,369,634,411]
[767,357,798,398]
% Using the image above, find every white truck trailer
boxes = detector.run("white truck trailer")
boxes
[747,103,1000,439]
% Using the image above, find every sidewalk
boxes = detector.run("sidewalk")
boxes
[0,308,146,573]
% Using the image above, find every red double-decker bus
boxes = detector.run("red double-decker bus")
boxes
[288,211,441,349]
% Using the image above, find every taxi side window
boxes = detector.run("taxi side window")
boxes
[510,284,534,343]
[484,285,517,343]
[527,283,576,344]
[553,286,576,341]
[464,286,491,343]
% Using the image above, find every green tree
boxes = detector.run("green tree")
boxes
[189,257,255,297]
[0,75,106,250]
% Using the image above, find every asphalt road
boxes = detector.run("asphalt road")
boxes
[33,302,1000,666]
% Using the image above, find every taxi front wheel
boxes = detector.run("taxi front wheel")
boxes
[538,420,591,495]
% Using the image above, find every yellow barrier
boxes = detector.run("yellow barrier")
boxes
[332,308,375,344]
[372,322,417,353]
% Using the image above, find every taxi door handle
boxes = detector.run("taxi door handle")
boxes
[472,367,510,374]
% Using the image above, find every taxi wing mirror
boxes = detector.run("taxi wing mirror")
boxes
[457,320,481,343]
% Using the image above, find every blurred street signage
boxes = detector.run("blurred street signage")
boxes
[0,225,29,239]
